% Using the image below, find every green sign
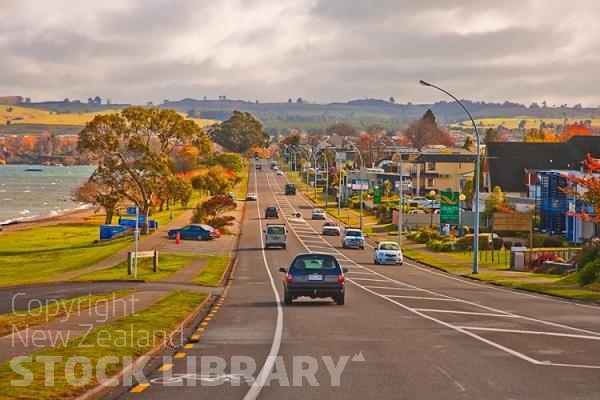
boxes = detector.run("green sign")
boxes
[440,191,459,224]
[373,187,382,204]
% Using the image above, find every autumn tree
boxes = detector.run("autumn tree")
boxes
[559,123,592,142]
[561,174,600,222]
[325,122,358,137]
[403,109,447,150]
[78,107,205,231]
[202,152,244,173]
[191,165,240,197]
[191,195,236,231]
[484,186,514,217]
[73,173,124,224]
[208,110,269,153]
[523,129,559,142]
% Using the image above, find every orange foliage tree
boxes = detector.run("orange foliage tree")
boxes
[561,173,600,222]
[559,123,592,142]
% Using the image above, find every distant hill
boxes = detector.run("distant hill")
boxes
[3,97,600,134]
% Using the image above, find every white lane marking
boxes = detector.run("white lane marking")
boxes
[414,309,521,318]
[384,295,462,302]
[436,366,466,392]
[244,170,283,400]
[404,259,600,311]
[455,326,600,340]
[363,286,423,291]
[348,277,391,282]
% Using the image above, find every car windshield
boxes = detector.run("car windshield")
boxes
[346,230,362,237]
[292,255,339,271]
[380,243,399,251]
[267,226,285,234]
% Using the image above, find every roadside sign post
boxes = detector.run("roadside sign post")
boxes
[127,206,140,278]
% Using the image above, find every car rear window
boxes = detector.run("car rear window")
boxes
[346,230,361,237]
[267,226,285,234]
[292,256,339,271]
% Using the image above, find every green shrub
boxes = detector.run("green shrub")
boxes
[426,239,454,252]
[578,259,600,286]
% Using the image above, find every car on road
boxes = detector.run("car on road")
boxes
[342,228,365,249]
[276,170,284,176]
[279,253,348,305]
[374,241,403,265]
[284,183,296,195]
[246,192,257,201]
[311,208,326,220]
[322,221,341,236]
[265,206,279,219]
[167,224,221,241]
[264,223,287,249]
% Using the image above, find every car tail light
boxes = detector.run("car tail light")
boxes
[338,275,345,284]
[285,274,293,284]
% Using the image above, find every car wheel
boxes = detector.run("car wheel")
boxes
[360,245,365,250]
[283,244,287,250]
[374,258,379,265]
[284,293,292,305]
[398,262,403,265]
[335,294,345,305]
[197,235,203,240]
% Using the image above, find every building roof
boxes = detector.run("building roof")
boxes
[415,153,478,163]
[486,137,600,193]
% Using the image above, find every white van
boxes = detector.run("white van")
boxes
[264,224,287,249]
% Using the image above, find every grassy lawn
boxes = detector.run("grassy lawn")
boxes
[0,290,207,400]
[0,224,133,287]
[74,254,196,282]
[0,291,135,336]
[234,159,250,201]
[191,255,231,286]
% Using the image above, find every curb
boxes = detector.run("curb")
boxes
[74,294,214,400]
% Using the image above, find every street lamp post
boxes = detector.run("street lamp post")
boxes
[420,80,481,274]
[429,189,436,227]
[346,140,365,230]
[378,135,404,246]
[458,193,466,237]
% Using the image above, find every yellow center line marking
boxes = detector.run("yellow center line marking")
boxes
[174,352,186,359]
[190,334,201,341]
[130,383,150,393]
[200,321,209,326]
[159,364,173,372]
[208,313,215,317]
[197,327,205,332]
[205,317,212,321]
[184,343,194,349]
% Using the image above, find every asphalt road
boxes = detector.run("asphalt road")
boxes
[113,164,600,400]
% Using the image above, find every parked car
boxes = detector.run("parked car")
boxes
[342,228,365,249]
[311,208,326,220]
[374,241,403,265]
[265,206,279,219]
[167,224,221,241]
[246,192,257,201]
[279,253,348,305]
[322,222,341,236]
[408,196,430,207]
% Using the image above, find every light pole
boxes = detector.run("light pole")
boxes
[420,79,481,274]
[292,145,310,191]
[321,149,329,208]
[429,189,436,227]
[346,140,365,230]
[378,135,404,246]
[458,193,466,237]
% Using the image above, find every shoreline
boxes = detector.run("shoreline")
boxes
[0,206,103,235]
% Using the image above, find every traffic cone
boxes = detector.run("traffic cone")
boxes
[175,232,181,244]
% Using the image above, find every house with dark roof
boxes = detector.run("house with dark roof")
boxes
[486,136,600,194]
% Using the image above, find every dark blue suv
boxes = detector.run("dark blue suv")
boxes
[279,253,348,305]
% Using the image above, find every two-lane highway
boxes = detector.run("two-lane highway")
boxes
[115,164,600,400]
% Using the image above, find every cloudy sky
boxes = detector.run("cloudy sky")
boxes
[2,0,599,106]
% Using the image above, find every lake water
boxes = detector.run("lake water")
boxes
[0,164,96,225]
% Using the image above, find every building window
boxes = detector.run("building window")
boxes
[427,178,435,188]
[426,162,436,171]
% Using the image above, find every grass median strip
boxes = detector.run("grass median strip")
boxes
[74,254,194,282]
[191,255,230,286]
[0,290,208,400]
[0,291,135,337]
